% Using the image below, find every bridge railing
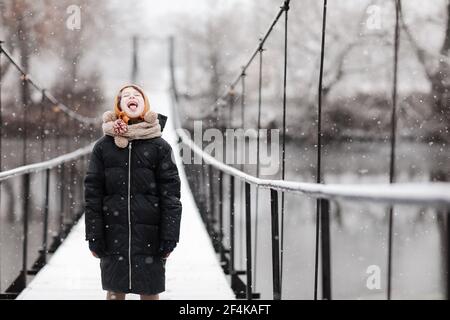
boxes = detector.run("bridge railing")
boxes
[0,143,93,298]
[169,0,450,300]
[172,114,450,300]
[0,40,100,299]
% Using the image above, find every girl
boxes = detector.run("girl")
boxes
[84,84,182,300]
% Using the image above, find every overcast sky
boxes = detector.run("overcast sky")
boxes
[95,0,246,102]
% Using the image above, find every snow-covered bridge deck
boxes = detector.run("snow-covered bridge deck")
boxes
[17,92,235,300]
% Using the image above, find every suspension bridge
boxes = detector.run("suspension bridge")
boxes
[0,0,450,300]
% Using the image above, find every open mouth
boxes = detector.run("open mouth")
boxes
[127,101,138,111]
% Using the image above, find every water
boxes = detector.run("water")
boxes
[200,138,450,299]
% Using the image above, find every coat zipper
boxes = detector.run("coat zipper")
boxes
[128,141,132,290]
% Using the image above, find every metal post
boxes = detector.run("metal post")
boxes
[41,168,50,264]
[230,175,235,275]
[219,170,224,262]
[73,161,77,219]
[69,160,74,222]
[77,158,83,219]
[198,164,204,220]
[81,155,87,216]
[239,74,246,279]
[21,173,30,289]
[270,189,281,300]
[245,182,252,299]
[447,209,450,300]
[59,163,65,237]
[204,164,211,233]
[77,159,83,219]
[55,108,61,158]
[66,161,71,224]
[321,198,331,300]
[314,199,321,300]
[209,164,215,229]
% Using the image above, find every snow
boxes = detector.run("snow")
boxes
[12,88,449,300]
[16,91,235,300]
[0,142,93,182]
[174,100,450,207]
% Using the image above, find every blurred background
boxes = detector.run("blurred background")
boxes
[0,0,449,299]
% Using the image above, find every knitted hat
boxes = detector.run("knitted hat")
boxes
[114,84,150,124]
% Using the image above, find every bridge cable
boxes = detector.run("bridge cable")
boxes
[184,1,289,127]
[387,0,401,300]
[0,46,100,125]
[314,0,328,300]
[254,39,265,291]
[280,0,290,296]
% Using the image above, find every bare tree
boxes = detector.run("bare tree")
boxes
[171,3,250,125]
[400,0,450,140]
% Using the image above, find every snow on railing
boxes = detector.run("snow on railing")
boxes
[175,111,450,207]
[0,142,94,182]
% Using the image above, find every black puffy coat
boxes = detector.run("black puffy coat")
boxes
[84,114,182,295]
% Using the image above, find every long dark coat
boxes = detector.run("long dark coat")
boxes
[84,114,182,295]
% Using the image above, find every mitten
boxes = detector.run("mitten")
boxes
[89,238,107,258]
[113,119,128,134]
[159,240,177,257]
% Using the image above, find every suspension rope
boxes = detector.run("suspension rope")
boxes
[0,46,100,125]
[230,3,289,90]
[314,0,328,300]
[280,0,290,297]
[253,40,264,290]
[21,70,30,165]
[40,89,46,161]
[186,0,289,120]
[228,87,235,128]
[387,0,401,300]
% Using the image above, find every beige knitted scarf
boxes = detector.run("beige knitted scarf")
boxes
[102,110,162,148]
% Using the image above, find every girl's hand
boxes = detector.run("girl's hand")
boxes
[89,239,106,258]
[159,240,177,259]
[113,119,128,134]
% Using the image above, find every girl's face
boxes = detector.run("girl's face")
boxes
[120,87,145,119]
